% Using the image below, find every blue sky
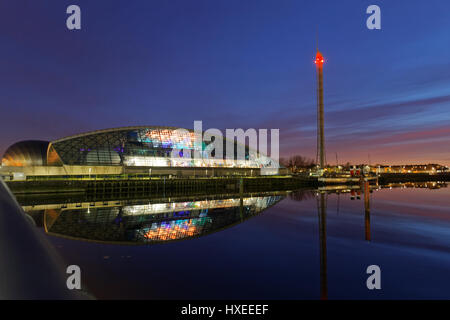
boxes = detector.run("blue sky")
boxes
[0,0,449,165]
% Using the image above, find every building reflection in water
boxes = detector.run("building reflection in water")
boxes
[21,181,446,299]
[24,194,285,245]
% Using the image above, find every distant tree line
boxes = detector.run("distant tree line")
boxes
[279,155,316,172]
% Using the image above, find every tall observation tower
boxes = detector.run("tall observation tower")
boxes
[314,51,326,168]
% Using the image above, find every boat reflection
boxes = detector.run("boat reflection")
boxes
[23,193,286,245]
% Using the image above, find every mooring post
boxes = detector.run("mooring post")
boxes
[239,177,244,194]
[239,177,244,221]
[363,180,371,241]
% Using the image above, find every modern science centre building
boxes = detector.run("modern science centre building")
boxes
[1,126,285,180]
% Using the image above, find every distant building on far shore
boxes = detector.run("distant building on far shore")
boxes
[371,164,449,174]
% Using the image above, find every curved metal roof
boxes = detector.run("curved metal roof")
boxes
[50,126,189,144]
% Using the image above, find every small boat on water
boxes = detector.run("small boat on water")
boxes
[314,166,378,185]
[318,176,378,184]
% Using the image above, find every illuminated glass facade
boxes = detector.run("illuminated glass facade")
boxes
[47,126,275,168]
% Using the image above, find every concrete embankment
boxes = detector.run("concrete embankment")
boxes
[6,176,319,196]
[378,173,450,184]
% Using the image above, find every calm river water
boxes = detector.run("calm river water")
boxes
[21,182,450,299]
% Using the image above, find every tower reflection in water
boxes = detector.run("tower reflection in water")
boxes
[317,192,327,300]
[313,180,373,300]
[24,193,285,245]
[291,181,446,300]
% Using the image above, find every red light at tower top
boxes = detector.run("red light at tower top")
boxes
[314,51,325,66]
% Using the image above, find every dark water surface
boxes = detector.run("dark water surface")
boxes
[22,182,450,299]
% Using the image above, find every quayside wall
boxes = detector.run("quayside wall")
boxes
[6,176,318,196]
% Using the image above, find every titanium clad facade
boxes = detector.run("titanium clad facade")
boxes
[1,140,49,167]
